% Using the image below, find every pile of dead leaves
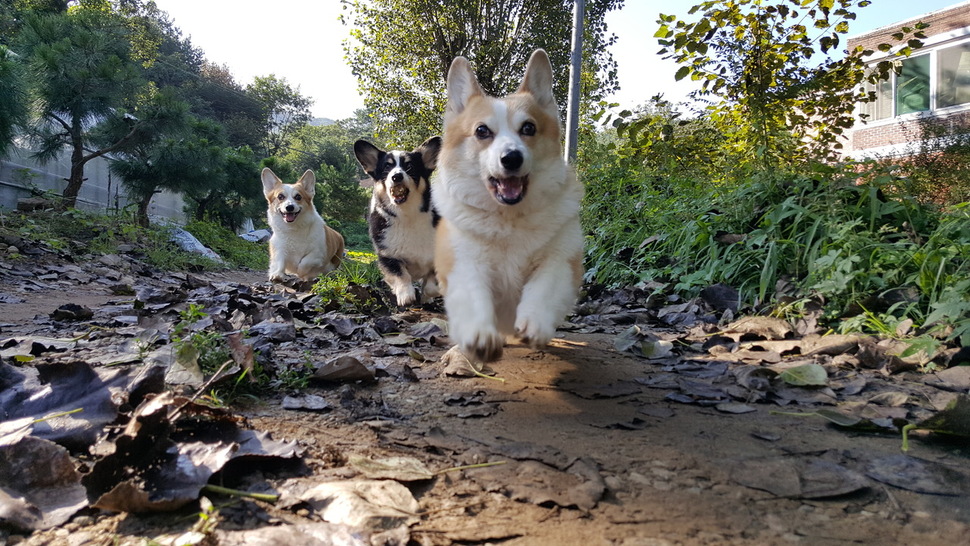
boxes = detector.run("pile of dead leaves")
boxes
[1,247,969,543]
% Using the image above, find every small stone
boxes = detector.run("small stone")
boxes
[50,303,94,321]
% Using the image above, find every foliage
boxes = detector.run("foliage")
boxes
[341,0,622,144]
[109,115,262,231]
[246,74,313,156]
[310,251,384,313]
[196,61,266,150]
[278,123,370,225]
[170,304,314,402]
[172,303,231,376]
[114,1,268,151]
[578,0,970,361]
[340,221,372,252]
[891,117,970,205]
[105,99,216,226]
[0,208,235,271]
[0,45,27,157]
[16,3,186,205]
[183,219,268,270]
[581,129,970,354]
[654,0,926,170]
[186,146,264,232]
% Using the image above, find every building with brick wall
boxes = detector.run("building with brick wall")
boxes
[848,1,970,158]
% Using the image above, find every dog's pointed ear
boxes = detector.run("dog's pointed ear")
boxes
[417,136,442,171]
[353,139,382,175]
[518,49,557,110]
[261,168,281,196]
[446,56,484,117]
[296,170,316,198]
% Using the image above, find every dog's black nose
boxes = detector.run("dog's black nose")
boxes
[501,150,523,171]
[392,172,403,183]
[285,204,295,212]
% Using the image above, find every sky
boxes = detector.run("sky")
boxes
[150,0,968,120]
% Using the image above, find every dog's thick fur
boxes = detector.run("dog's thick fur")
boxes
[261,168,345,282]
[354,136,442,306]
[433,49,584,362]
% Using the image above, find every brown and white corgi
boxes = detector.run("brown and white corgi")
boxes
[433,49,584,363]
[261,168,345,283]
[354,137,442,306]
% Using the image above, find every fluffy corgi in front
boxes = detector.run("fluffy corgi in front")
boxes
[354,136,442,306]
[261,168,345,283]
[433,49,584,363]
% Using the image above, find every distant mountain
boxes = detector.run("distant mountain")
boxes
[309,117,336,127]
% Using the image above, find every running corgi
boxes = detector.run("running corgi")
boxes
[354,137,442,306]
[433,49,584,362]
[261,168,344,282]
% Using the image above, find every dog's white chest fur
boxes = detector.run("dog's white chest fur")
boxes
[268,211,326,272]
[374,197,436,274]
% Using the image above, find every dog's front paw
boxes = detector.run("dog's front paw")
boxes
[394,285,417,307]
[514,315,556,349]
[462,330,504,363]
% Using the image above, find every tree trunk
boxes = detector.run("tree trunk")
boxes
[136,193,152,228]
[61,118,86,208]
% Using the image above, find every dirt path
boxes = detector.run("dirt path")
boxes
[1,255,968,545]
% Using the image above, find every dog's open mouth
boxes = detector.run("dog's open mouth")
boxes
[280,210,299,223]
[489,176,528,205]
[389,184,409,204]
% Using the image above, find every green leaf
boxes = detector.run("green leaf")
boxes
[674,65,691,81]
[778,364,827,386]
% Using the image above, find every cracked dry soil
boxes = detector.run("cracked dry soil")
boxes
[1,251,969,546]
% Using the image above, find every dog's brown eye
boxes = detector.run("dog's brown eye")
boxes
[277,193,285,201]
[521,122,536,136]
[294,194,302,201]
[475,124,492,139]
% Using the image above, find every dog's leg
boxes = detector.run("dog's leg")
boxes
[443,260,503,362]
[420,274,441,303]
[514,264,576,347]
[379,256,417,306]
[268,242,285,282]
[295,251,327,282]
[515,234,582,348]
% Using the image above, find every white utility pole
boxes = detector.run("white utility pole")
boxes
[565,0,584,164]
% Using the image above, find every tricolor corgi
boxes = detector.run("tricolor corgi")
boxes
[433,49,584,363]
[354,137,442,306]
[261,168,345,283]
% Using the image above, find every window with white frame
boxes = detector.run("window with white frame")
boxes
[859,40,970,122]
[938,42,970,107]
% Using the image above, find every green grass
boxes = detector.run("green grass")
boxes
[310,250,385,312]
[184,219,268,270]
[580,158,970,360]
[0,208,270,272]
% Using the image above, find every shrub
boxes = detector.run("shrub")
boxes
[184,219,268,270]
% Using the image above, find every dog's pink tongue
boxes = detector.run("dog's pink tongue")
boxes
[495,177,524,203]
[283,212,298,223]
